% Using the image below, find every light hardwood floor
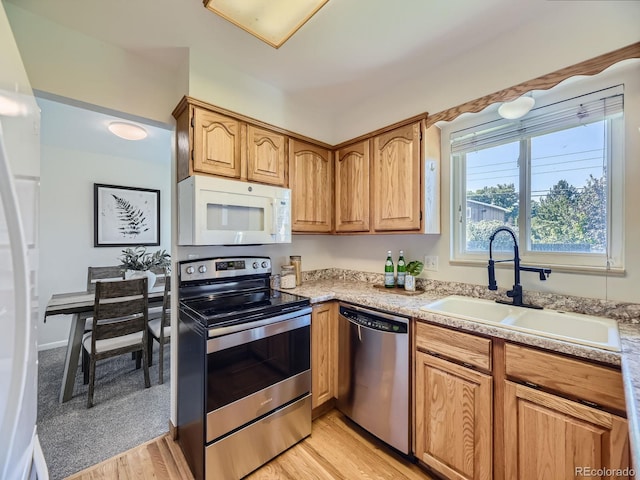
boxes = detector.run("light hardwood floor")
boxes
[66,410,433,480]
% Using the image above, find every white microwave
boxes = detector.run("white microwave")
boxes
[178,175,292,245]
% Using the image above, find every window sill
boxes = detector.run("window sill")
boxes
[449,259,625,277]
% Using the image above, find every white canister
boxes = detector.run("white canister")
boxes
[404,274,416,292]
[281,265,297,289]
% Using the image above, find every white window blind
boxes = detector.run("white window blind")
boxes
[450,85,623,154]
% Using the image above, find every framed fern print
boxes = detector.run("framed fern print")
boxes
[94,183,160,247]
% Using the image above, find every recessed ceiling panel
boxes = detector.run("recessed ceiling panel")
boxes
[203,0,328,48]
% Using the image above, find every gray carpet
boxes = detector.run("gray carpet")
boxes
[37,345,171,479]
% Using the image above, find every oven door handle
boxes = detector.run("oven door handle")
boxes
[207,313,310,353]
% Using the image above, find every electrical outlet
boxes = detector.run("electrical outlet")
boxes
[424,255,439,272]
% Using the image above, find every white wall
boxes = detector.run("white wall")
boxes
[333,2,640,143]
[188,49,333,143]
[4,3,185,126]
[38,98,172,349]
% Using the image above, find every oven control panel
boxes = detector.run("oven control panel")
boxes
[180,257,271,282]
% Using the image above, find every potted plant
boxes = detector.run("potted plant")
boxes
[118,246,171,290]
[404,260,424,291]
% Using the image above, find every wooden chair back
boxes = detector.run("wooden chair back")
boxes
[87,265,125,293]
[85,277,150,407]
[149,265,169,290]
[146,270,171,384]
[159,274,171,330]
[92,277,148,342]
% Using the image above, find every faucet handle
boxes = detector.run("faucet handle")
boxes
[488,260,497,290]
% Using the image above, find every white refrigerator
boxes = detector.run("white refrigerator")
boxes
[0,2,48,479]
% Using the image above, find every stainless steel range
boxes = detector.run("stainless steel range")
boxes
[177,256,312,480]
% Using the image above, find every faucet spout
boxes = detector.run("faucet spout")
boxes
[487,227,551,309]
[520,266,552,281]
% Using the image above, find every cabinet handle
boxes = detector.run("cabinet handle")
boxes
[462,362,474,369]
[580,399,599,408]
[523,381,539,389]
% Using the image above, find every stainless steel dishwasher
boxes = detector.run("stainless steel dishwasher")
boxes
[336,302,410,455]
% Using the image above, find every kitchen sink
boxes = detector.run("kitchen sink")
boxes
[420,295,521,323]
[420,295,621,352]
[500,309,620,351]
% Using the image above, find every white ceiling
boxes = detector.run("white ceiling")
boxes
[36,95,172,162]
[7,0,563,114]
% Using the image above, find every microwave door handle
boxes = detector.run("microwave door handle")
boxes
[271,200,278,236]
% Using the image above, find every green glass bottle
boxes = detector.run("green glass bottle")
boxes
[384,250,395,288]
[396,250,406,288]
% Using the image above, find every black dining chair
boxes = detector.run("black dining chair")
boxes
[81,277,150,408]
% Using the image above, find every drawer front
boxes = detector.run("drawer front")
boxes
[416,322,492,372]
[505,343,626,413]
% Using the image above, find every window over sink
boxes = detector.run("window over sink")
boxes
[449,83,624,272]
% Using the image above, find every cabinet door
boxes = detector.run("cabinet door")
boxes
[335,140,370,232]
[289,139,333,232]
[504,381,630,480]
[311,303,335,409]
[247,125,287,186]
[192,107,241,178]
[415,351,492,480]
[372,122,421,231]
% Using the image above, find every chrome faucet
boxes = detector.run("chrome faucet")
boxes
[487,226,551,309]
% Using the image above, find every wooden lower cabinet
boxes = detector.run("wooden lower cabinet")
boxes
[415,351,493,480]
[311,303,336,411]
[504,381,631,480]
[414,326,631,480]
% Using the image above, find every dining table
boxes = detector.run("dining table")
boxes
[44,285,166,403]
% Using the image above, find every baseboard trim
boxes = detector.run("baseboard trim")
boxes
[312,398,336,420]
[38,340,67,351]
[169,420,178,440]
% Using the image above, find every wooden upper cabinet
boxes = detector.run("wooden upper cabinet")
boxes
[192,107,241,179]
[289,139,333,233]
[372,122,422,231]
[335,140,370,232]
[246,125,287,186]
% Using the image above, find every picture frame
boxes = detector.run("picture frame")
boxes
[94,183,160,247]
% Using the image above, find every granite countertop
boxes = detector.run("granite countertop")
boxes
[284,274,640,471]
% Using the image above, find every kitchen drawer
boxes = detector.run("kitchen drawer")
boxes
[504,343,626,413]
[415,322,492,372]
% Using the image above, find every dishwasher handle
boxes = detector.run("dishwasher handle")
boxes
[339,304,408,334]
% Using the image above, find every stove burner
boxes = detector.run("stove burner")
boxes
[179,256,310,330]
[187,290,272,316]
[182,289,310,328]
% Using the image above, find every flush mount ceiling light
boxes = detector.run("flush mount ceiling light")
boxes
[107,122,148,141]
[203,0,329,49]
[498,95,535,120]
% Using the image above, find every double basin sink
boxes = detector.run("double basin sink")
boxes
[420,295,620,352]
